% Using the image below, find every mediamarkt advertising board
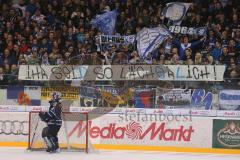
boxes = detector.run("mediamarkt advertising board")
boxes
[67,114,213,148]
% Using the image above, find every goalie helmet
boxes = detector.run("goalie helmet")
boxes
[49,92,62,107]
[51,92,62,101]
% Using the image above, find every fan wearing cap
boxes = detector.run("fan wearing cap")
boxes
[39,92,62,153]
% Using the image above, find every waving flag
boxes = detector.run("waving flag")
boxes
[136,26,170,59]
[91,10,118,35]
[162,2,191,25]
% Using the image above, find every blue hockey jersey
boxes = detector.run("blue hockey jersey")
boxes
[39,101,62,126]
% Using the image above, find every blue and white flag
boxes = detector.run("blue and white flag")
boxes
[162,2,191,25]
[91,10,118,35]
[194,27,207,36]
[136,26,170,59]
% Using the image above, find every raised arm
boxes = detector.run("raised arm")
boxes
[190,36,206,49]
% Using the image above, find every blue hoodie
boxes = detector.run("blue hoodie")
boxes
[211,47,221,60]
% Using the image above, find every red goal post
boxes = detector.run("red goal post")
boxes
[28,111,89,153]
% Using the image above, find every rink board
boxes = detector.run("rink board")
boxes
[0,112,239,154]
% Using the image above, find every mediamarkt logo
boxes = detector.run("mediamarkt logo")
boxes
[68,121,194,141]
[217,121,240,147]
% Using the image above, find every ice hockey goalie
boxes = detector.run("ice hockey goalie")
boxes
[38,92,62,153]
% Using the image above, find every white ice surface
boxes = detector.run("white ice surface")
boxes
[0,147,239,160]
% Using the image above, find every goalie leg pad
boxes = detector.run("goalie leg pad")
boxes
[49,136,58,150]
[42,127,49,138]
[50,136,59,149]
[55,136,59,149]
[41,125,61,152]
[43,137,53,150]
[42,127,55,152]
[48,125,61,149]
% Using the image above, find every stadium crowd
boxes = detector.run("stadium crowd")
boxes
[0,0,240,84]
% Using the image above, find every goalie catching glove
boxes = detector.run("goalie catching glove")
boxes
[39,112,50,123]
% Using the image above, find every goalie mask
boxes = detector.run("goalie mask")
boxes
[51,92,62,101]
[48,92,62,107]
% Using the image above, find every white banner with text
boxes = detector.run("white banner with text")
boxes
[18,65,226,81]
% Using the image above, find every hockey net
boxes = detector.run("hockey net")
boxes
[28,111,89,153]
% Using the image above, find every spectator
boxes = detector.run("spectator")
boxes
[206,30,217,50]
[157,54,164,65]
[49,48,59,65]
[19,39,29,54]
[41,51,50,65]
[153,47,165,62]
[183,48,193,61]
[219,47,232,65]
[194,52,203,65]
[0,67,5,83]
[8,64,18,84]
[112,52,127,65]
[228,39,238,56]
[206,55,214,65]
[186,58,194,65]
[18,54,26,65]
[27,49,40,65]
[211,41,222,61]
[64,52,72,64]
[0,0,238,86]
[129,51,140,64]
[3,64,10,76]
[31,9,45,24]
[172,36,206,60]
[0,49,16,66]
[90,51,102,65]
[26,0,37,16]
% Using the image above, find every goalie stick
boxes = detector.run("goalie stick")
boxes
[29,115,40,150]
